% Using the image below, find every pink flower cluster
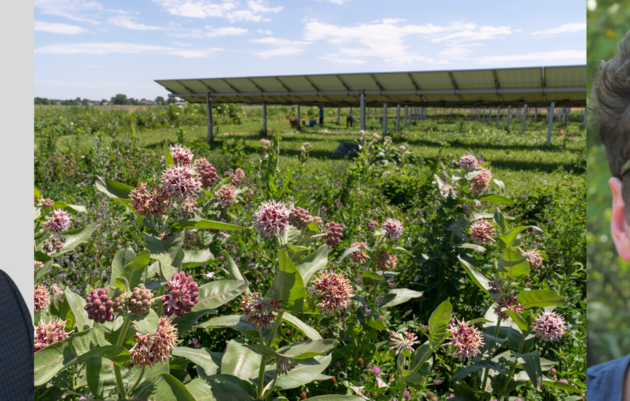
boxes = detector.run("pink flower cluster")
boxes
[459,153,479,170]
[45,209,71,233]
[169,144,194,166]
[34,285,51,313]
[531,310,566,342]
[129,183,171,216]
[289,207,311,230]
[471,168,492,193]
[217,185,237,207]
[349,242,369,263]
[446,318,484,361]
[389,331,420,355]
[310,271,354,314]
[162,271,200,317]
[34,318,72,353]
[383,218,403,240]
[469,219,495,245]
[84,288,114,323]
[253,200,291,237]
[242,292,282,329]
[161,165,202,200]
[367,220,379,232]
[324,221,343,247]
[129,317,178,368]
[194,158,218,188]
[523,249,543,269]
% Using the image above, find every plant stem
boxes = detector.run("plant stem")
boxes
[481,319,502,391]
[129,366,146,394]
[499,331,525,399]
[114,316,132,399]
[256,310,285,399]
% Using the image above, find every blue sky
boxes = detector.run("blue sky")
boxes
[34,0,586,100]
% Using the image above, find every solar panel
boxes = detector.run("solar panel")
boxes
[155,65,586,107]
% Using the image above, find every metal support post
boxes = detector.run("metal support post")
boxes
[496,106,500,128]
[521,104,528,134]
[482,108,485,124]
[337,106,340,125]
[297,105,301,131]
[583,108,587,129]
[505,105,511,130]
[546,102,555,147]
[396,105,401,131]
[404,105,408,128]
[360,93,366,131]
[534,107,538,122]
[206,95,213,143]
[489,107,492,123]
[382,103,388,136]
[262,102,267,136]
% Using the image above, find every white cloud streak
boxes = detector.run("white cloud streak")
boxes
[108,15,164,30]
[477,50,586,64]
[154,0,282,22]
[531,23,586,37]
[34,20,87,34]
[34,0,104,24]
[35,42,223,58]
[250,37,310,58]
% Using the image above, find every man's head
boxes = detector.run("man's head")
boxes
[593,31,630,260]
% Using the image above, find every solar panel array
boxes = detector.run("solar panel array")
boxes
[155,65,586,107]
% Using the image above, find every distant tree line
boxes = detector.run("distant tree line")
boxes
[34,94,180,106]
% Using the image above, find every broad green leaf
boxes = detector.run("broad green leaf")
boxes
[379,288,423,308]
[505,310,529,333]
[35,185,42,199]
[144,230,185,281]
[182,249,214,268]
[476,332,506,359]
[428,299,452,350]
[542,379,581,393]
[221,340,262,380]
[52,201,87,214]
[95,176,134,199]
[193,280,249,312]
[110,246,136,288]
[457,256,493,298]
[86,356,168,399]
[132,373,196,401]
[275,249,305,314]
[53,224,97,256]
[337,247,363,263]
[34,328,128,386]
[361,271,385,286]
[277,339,336,359]
[129,309,159,334]
[478,194,513,204]
[280,311,322,340]
[410,342,433,374]
[196,315,259,339]
[164,142,175,167]
[64,288,92,331]
[517,289,565,309]
[356,307,387,331]
[295,245,330,285]
[275,354,331,390]
[493,208,507,234]
[185,375,256,400]
[514,350,543,390]
[122,249,151,290]
[496,226,540,249]
[35,259,53,284]
[171,219,249,231]
[226,254,245,281]
[450,360,508,382]
[172,347,222,376]
[498,248,530,279]
[115,277,129,292]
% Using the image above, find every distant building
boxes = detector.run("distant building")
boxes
[175,101,186,106]
[87,102,94,106]
[55,102,61,105]
[77,102,82,105]
[101,102,108,106]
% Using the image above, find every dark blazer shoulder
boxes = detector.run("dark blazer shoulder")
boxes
[587,355,630,401]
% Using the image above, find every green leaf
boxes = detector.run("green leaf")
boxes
[182,249,214,268]
[144,231,185,281]
[478,194,513,204]
[110,246,136,288]
[171,347,222,376]
[307,397,366,401]
[115,277,129,292]
[277,339,336,359]
[171,219,249,231]
[275,249,305,314]
[129,309,159,334]
[35,185,42,199]
[497,226,540,249]
[53,224,97,257]
[221,340,262,380]
[164,142,175,168]
[337,247,363,263]
[86,356,168,399]
[493,208,507,234]
[226,254,245,281]
[295,245,330,285]
[34,328,128,386]
[52,201,87,214]
[517,290,565,309]
[185,375,256,400]
[122,249,151,290]
[35,259,52,284]
[379,288,423,308]
[450,361,508,382]
[542,379,581,393]
[428,299,452,350]
[94,176,134,199]
[193,280,249,312]
[132,373,196,401]
[275,354,332,390]
[281,311,322,340]
[196,315,259,339]
[498,248,530,279]
[477,332,506,359]
[457,256,493,298]
[361,271,385,286]
[64,288,92,332]
[514,350,543,390]
[505,310,529,333]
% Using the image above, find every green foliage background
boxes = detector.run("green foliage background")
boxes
[587,0,630,367]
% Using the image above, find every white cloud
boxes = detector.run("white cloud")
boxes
[35,42,223,58]
[257,29,273,35]
[205,26,248,37]
[429,24,513,43]
[251,37,310,58]
[531,23,586,37]
[154,0,282,22]
[318,0,351,4]
[477,50,586,64]
[171,41,193,46]
[34,20,87,34]
[438,45,475,58]
[34,0,104,24]
[108,14,164,30]
[318,54,367,64]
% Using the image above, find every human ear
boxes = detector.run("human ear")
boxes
[609,177,630,262]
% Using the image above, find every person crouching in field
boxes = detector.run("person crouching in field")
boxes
[589,31,630,401]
